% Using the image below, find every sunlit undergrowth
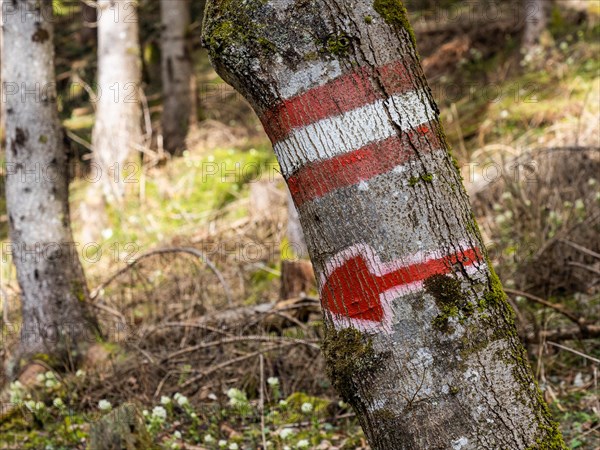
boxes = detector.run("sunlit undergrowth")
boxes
[1,371,366,449]
[69,144,278,275]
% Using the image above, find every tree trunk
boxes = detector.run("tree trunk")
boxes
[0,3,3,139]
[522,0,551,53]
[160,0,194,155]
[92,0,143,202]
[79,1,97,46]
[281,190,314,299]
[202,1,565,448]
[1,0,99,372]
[286,189,309,259]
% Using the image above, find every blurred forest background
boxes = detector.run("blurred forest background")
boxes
[0,0,598,448]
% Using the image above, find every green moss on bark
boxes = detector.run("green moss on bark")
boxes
[203,0,268,59]
[373,0,417,49]
[325,33,352,56]
[421,173,433,182]
[321,327,386,404]
[424,274,473,332]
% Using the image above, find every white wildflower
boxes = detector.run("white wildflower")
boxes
[176,395,189,407]
[98,400,112,411]
[152,406,167,420]
[279,428,294,439]
[301,402,313,413]
[24,400,36,411]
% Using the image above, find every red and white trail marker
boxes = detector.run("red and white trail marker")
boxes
[261,60,441,207]
[320,244,484,332]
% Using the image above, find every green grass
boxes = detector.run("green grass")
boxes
[70,144,278,274]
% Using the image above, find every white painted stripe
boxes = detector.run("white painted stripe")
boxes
[273,89,436,176]
[273,59,343,100]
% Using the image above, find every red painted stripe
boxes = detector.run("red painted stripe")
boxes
[322,247,482,323]
[287,121,441,207]
[261,60,416,143]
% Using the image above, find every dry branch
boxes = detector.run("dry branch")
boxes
[90,246,233,304]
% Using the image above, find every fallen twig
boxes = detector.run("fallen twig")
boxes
[179,345,288,390]
[90,246,233,305]
[560,239,600,260]
[547,341,600,364]
[162,335,320,363]
[504,288,584,327]
[524,325,600,342]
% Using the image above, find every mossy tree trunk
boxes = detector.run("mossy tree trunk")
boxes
[202,1,566,448]
[1,0,99,373]
[160,0,194,155]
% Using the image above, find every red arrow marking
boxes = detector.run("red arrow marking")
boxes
[321,246,483,324]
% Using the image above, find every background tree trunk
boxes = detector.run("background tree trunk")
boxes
[202,1,565,448]
[1,0,99,373]
[92,0,143,202]
[160,0,194,156]
[280,191,314,300]
[522,0,551,53]
[79,1,97,46]
[0,4,3,140]
[286,190,309,259]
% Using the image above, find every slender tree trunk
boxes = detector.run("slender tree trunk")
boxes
[79,1,97,45]
[0,3,3,138]
[160,0,194,155]
[92,0,142,202]
[1,0,99,372]
[202,1,565,448]
[286,190,308,259]
[522,0,551,53]
[280,190,314,299]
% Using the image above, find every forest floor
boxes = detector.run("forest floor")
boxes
[0,1,599,449]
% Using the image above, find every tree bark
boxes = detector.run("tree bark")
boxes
[1,0,99,372]
[522,0,551,53]
[79,1,97,46]
[202,1,565,448]
[92,0,143,202]
[286,189,309,259]
[160,0,194,156]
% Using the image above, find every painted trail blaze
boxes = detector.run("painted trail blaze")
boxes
[261,59,440,207]
[321,245,483,329]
